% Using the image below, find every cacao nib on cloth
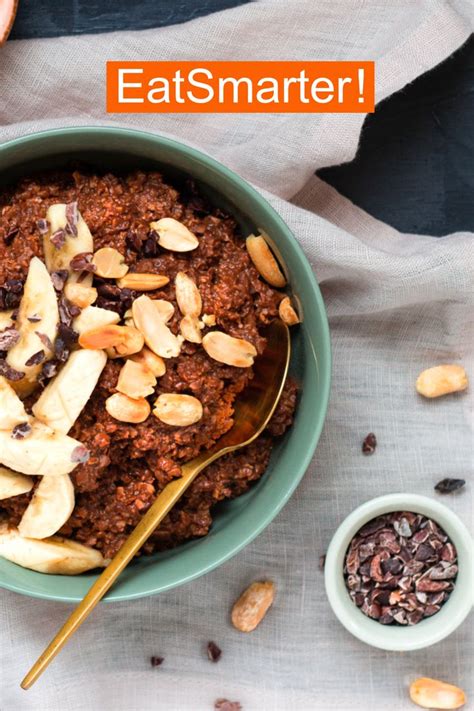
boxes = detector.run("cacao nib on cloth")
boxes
[362,432,377,455]
[435,478,466,494]
[344,511,458,625]
[150,656,164,668]
[207,641,222,662]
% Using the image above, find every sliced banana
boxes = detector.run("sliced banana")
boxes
[18,474,75,539]
[0,376,29,429]
[33,349,107,434]
[0,467,33,500]
[43,203,94,286]
[73,305,120,335]
[0,309,14,331]
[0,523,107,575]
[0,421,86,476]
[6,258,59,397]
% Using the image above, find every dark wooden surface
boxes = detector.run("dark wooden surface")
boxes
[9,2,474,237]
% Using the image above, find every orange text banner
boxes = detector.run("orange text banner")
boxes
[106,61,375,113]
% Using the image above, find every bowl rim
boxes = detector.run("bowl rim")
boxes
[324,493,474,651]
[0,125,332,602]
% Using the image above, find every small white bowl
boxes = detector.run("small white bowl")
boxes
[325,493,473,651]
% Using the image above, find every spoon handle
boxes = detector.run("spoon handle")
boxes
[20,456,207,690]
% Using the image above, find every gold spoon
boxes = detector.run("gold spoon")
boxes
[21,319,290,689]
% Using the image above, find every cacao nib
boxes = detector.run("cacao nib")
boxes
[344,511,458,626]
[207,641,222,662]
[11,422,32,439]
[51,270,69,292]
[96,298,122,316]
[38,360,58,385]
[69,252,96,273]
[71,445,90,464]
[27,314,42,323]
[25,349,45,367]
[381,558,403,575]
[58,323,79,347]
[150,656,164,667]
[0,327,20,350]
[4,227,19,245]
[37,218,50,234]
[59,296,81,326]
[65,201,79,236]
[142,231,160,257]
[126,231,142,253]
[215,701,242,711]
[393,517,412,538]
[0,279,24,310]
[6,278,23,294]
[415,543,434,562]
[435,478,466,494]
[50,229,66,250]
[0,359,24,380]
[35,331,54,352]
[97,283,121,301]
[318,554,326,571]
[362,432,377,455]
[54,337,69,363]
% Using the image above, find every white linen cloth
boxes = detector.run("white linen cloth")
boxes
[0,2,473,709]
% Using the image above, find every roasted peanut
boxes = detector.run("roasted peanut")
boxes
[92,247,129,279]
[202,331,257,368]
[231,581,275,632]
[202,313,216,327]
[79,325,144,356]
[117,360,157,399]
[117,273,169,291]
[132,295,181,358]
[105,393,150,423]
[153,393,203,426]
[130,347,166,378]
[152,299,174,323]
[64,283,98,309]
[416,365,468,398]
[278,296,300,325]
[180,315,203,343]
[150,218,199,252]
[175,272,202,316]
[246,234,286,288]
[409,677,466,709]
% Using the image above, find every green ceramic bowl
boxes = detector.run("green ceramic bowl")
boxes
[325,494,474,650]
[0,127,331,602]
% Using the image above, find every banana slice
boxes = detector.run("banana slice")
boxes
[18,474,75,539]
[33,349,107,434]
[6,257,59,397]
[0,421,87,476]
[0,523,107,575]
[0,309,14,331]
[73,305,120,335]
[0,467,33,500]
[43,203,94,286]
[0,376,29,429]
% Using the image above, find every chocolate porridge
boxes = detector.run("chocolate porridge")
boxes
[0,169,297,563]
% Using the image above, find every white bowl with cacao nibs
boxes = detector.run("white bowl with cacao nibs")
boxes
[324,494,473,651]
